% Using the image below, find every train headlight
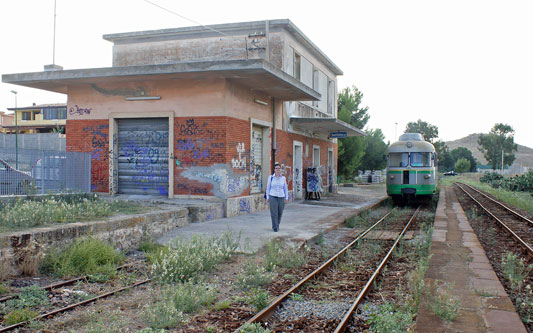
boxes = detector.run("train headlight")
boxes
[424,175,431,179]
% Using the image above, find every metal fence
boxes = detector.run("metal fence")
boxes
[0,148,91,195]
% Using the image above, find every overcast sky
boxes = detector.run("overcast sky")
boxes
[1,0,531,147]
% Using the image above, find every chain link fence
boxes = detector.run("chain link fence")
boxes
[0,148,91,195]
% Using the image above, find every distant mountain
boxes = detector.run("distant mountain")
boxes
[444,134,533,169]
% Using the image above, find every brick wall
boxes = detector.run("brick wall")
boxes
[174,116,250,197]
[66,120,109,192]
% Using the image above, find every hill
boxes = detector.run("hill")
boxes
[445,134,533,170]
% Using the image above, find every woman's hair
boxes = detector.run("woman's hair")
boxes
[274,163,281,168]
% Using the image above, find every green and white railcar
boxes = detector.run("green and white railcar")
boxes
[386,133,437,202]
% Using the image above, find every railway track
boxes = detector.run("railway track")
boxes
[0,261,150,332]
[455,182,533,256]
[238,206,422,332]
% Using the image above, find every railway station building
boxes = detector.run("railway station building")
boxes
[2,19,364,216]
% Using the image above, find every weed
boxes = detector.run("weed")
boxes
[7,284,48,309]
[213,299,232,310]
[486,227,496,247]
[263,239,307,271]
[163,281,217,313]
[426,282,460,321]
[144,299,185,329]
[502,251,533,291]
[514,284,533,324]
[245,288,270,312]
[240,322,272,332]
[474,289,494,297]
[314,231,324,245]
[3,308,38,325]
[365,302,414,332]
[138,240,165,255]
[17,240,44,276]
[151,232,239,283]
[41,238,124,278]
[237,262,276,289]
[0,283,10,295]
[289,293,304,301]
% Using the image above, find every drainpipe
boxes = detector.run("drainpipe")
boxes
[272,97,276,173]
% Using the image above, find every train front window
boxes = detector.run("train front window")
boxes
[410,152,432,167]
[389,153,409,167]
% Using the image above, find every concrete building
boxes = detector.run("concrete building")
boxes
[0,111,14,134]
[4,104,66,134]
[2,19,364,215]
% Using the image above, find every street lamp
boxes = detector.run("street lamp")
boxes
[10,90,18,169]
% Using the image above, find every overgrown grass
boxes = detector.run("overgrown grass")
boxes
[0,194,154,232]
[263,239,308,272]
[41,238,124,279]
[237,262,276,289]
[150,231,241,283]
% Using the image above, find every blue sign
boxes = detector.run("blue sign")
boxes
[329,131,347,138]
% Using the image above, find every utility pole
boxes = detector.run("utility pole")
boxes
[10,90,18,169]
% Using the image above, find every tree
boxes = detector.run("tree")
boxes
[433,140,452,171]
[360,129,388,171]
[337,86,369,179]
[405,120,439,143]
[455,158,471,173]
[450,147,477,172]
[478,123,518,170]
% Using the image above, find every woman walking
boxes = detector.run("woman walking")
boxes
[266,163,289,232]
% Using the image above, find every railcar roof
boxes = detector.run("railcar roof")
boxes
[387,140,435,153]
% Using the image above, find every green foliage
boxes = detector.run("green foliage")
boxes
[245,288,270,312]
[454,158,471,173]
[337,85,370,179]
[263,239,307,271]
[502,251,533,291]
[7,285,48,309]
[160,281,217,313]
[480,171,533,193]
[3,308,38,326]
[478,123,518,170]
[237,262,276,289]
[426,282,460,321]
[360,128,388,171]
[366,302,414,332]
[144,298,185,329]
[240,322,272,333]
[0,283,10,295]
[41,238,124,278]
[405,120,439,143]
[151,232,239,283]
[450,147,477,172]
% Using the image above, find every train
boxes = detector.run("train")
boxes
[386,133,437,203]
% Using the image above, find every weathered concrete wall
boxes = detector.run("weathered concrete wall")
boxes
[225,191,295,217]
[0,202,226,276]
[0,133,66,151]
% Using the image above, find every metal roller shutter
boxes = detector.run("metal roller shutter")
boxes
[117,118,169,195]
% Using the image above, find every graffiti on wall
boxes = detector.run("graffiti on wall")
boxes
[231,142,246,169]
[182,164,249,198]
[175,118,225,169]
[69,105,92,116]
[250,129,262,191]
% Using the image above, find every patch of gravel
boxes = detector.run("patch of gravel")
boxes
[275,299,352,321]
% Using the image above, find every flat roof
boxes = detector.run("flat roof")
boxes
[103,19,343,76]
[2,59,320,101]
[290,117,366,137]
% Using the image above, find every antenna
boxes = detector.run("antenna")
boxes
[53,0,56,64]
[44,0,62,71]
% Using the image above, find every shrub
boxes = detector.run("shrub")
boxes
[151,232,239,283]
[263,239,307,272]
[41,238,124,278]
[163,281,217,313]
[237,262,276,289]
[3,308,38,326]
[502,251,533,291]
[240,322,272,333]
[245,288,270,312]
[7,285,48,309]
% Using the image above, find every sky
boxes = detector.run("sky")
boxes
[1,0,532,147]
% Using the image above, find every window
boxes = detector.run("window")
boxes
[410,152,432,167]
[389,153,409,167]
[294,53,301,80]
[313,146,320,167]
[327,80,335,115]
[43,107,67,120]
[313,69,319,107]
[21,112,32,121]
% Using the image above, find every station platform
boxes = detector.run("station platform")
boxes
[156,185,387,253]
[415,186,526,332]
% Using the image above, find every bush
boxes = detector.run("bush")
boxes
[237,262,276,289]
[41,238,124,278]
[480,171,533,193]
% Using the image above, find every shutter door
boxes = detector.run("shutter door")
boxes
[250,125,263,193]
[117,118,169,195]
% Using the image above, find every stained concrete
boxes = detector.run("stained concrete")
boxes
[415,186,526,332]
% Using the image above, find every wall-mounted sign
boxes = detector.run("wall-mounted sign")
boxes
[329,131,347,138]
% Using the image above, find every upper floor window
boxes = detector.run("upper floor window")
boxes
[43,107,67,120]
[21,112,33,121]
[313,69,319,108]
[327,80,335,115]
[294,53,301,80]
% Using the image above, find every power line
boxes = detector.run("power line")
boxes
[143,0,228,36]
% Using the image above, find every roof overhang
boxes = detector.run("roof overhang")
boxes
[290,117,366,138]
[2,59,320,101]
